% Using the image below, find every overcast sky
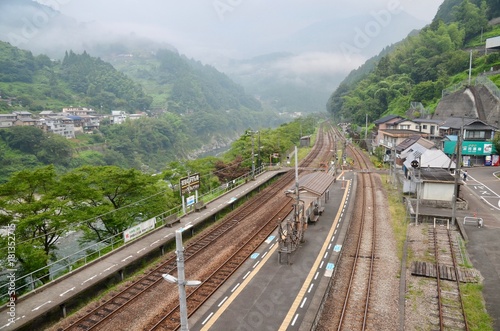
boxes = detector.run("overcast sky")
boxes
[36,0,444,61]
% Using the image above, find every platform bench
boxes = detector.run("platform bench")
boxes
[318,207,325,215]
[310,215,320,223]
[195,201,207,212]
[164,214,181,227]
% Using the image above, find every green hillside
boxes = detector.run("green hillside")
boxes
[0,41,288,179]
[327,0,500,125]
[0,41,151,112]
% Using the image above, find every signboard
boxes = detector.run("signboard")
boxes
[179,173,200,195]
[443,141,498,156]
[123,217,156,243]
[186,195,195,206]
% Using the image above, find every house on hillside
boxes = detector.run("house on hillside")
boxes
[39,110,56,117]
[111,110,127,125]
[0,114,16,128]
[39,117,75,139]
[14,117,38,127]
[62,107,96,116]
[13,111,32,118]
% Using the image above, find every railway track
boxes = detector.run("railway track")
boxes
[60,123,336,331]
[61,175,294,331]
[147,201,293,330]
[335,145,377,331]
[431,226,469,330]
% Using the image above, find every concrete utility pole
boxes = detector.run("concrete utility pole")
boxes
[451,119,464,227]
[468,50,473,86]
[251,134,255,179]
[415,156,421,226]
[365,113,368,143]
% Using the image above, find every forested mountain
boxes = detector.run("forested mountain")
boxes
[60,51,152,111]
[0,41,151,112]
[435,0,500,23]
[106,49,262,113]
[0,40,284,179]
[327,0,500,125]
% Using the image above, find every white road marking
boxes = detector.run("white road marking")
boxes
[202,312,214,325]
[218,296,228,307]
[81,275,97,285]
[300,297,307,308]
[32,301,52,311]
[60,287,75,297]
[231,283,240,292]
[103,264,117,272]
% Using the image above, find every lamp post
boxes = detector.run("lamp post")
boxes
[162,223,201,331]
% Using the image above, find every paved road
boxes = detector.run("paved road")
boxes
[460,166,500,330]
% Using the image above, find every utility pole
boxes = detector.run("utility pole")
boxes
[468,50,473,86]
[415,156,421,226]
[258,131,261,170]
[365,113,368,144]
[451,119,464,227]
[392,146,397,186]
[251,132,255,180]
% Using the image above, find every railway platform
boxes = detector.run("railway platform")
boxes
[0,168,289,331]
[190,169,357,330]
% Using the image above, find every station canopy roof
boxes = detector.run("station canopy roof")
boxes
[290,172,336,196]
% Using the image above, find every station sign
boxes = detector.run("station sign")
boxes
[186,195,195,206]
[179,173,200,195]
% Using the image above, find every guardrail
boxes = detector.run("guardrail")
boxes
[463,216,483,227]
[0,165,270,303]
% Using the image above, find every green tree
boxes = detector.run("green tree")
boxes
[453,0,488,41]
[59,166,171,243]
[0,166,70,281]
[0,126,45,154]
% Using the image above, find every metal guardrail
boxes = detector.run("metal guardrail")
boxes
[442,80,468,97]
[0,165,270,302]
[463,216,483,227]
[475,75,500,100]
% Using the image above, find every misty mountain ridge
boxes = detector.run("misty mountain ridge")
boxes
[0,0,177,59]
[215,10,428,113]
[0,0,432,115]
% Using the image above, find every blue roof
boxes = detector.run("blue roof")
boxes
[67,115,82,120]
